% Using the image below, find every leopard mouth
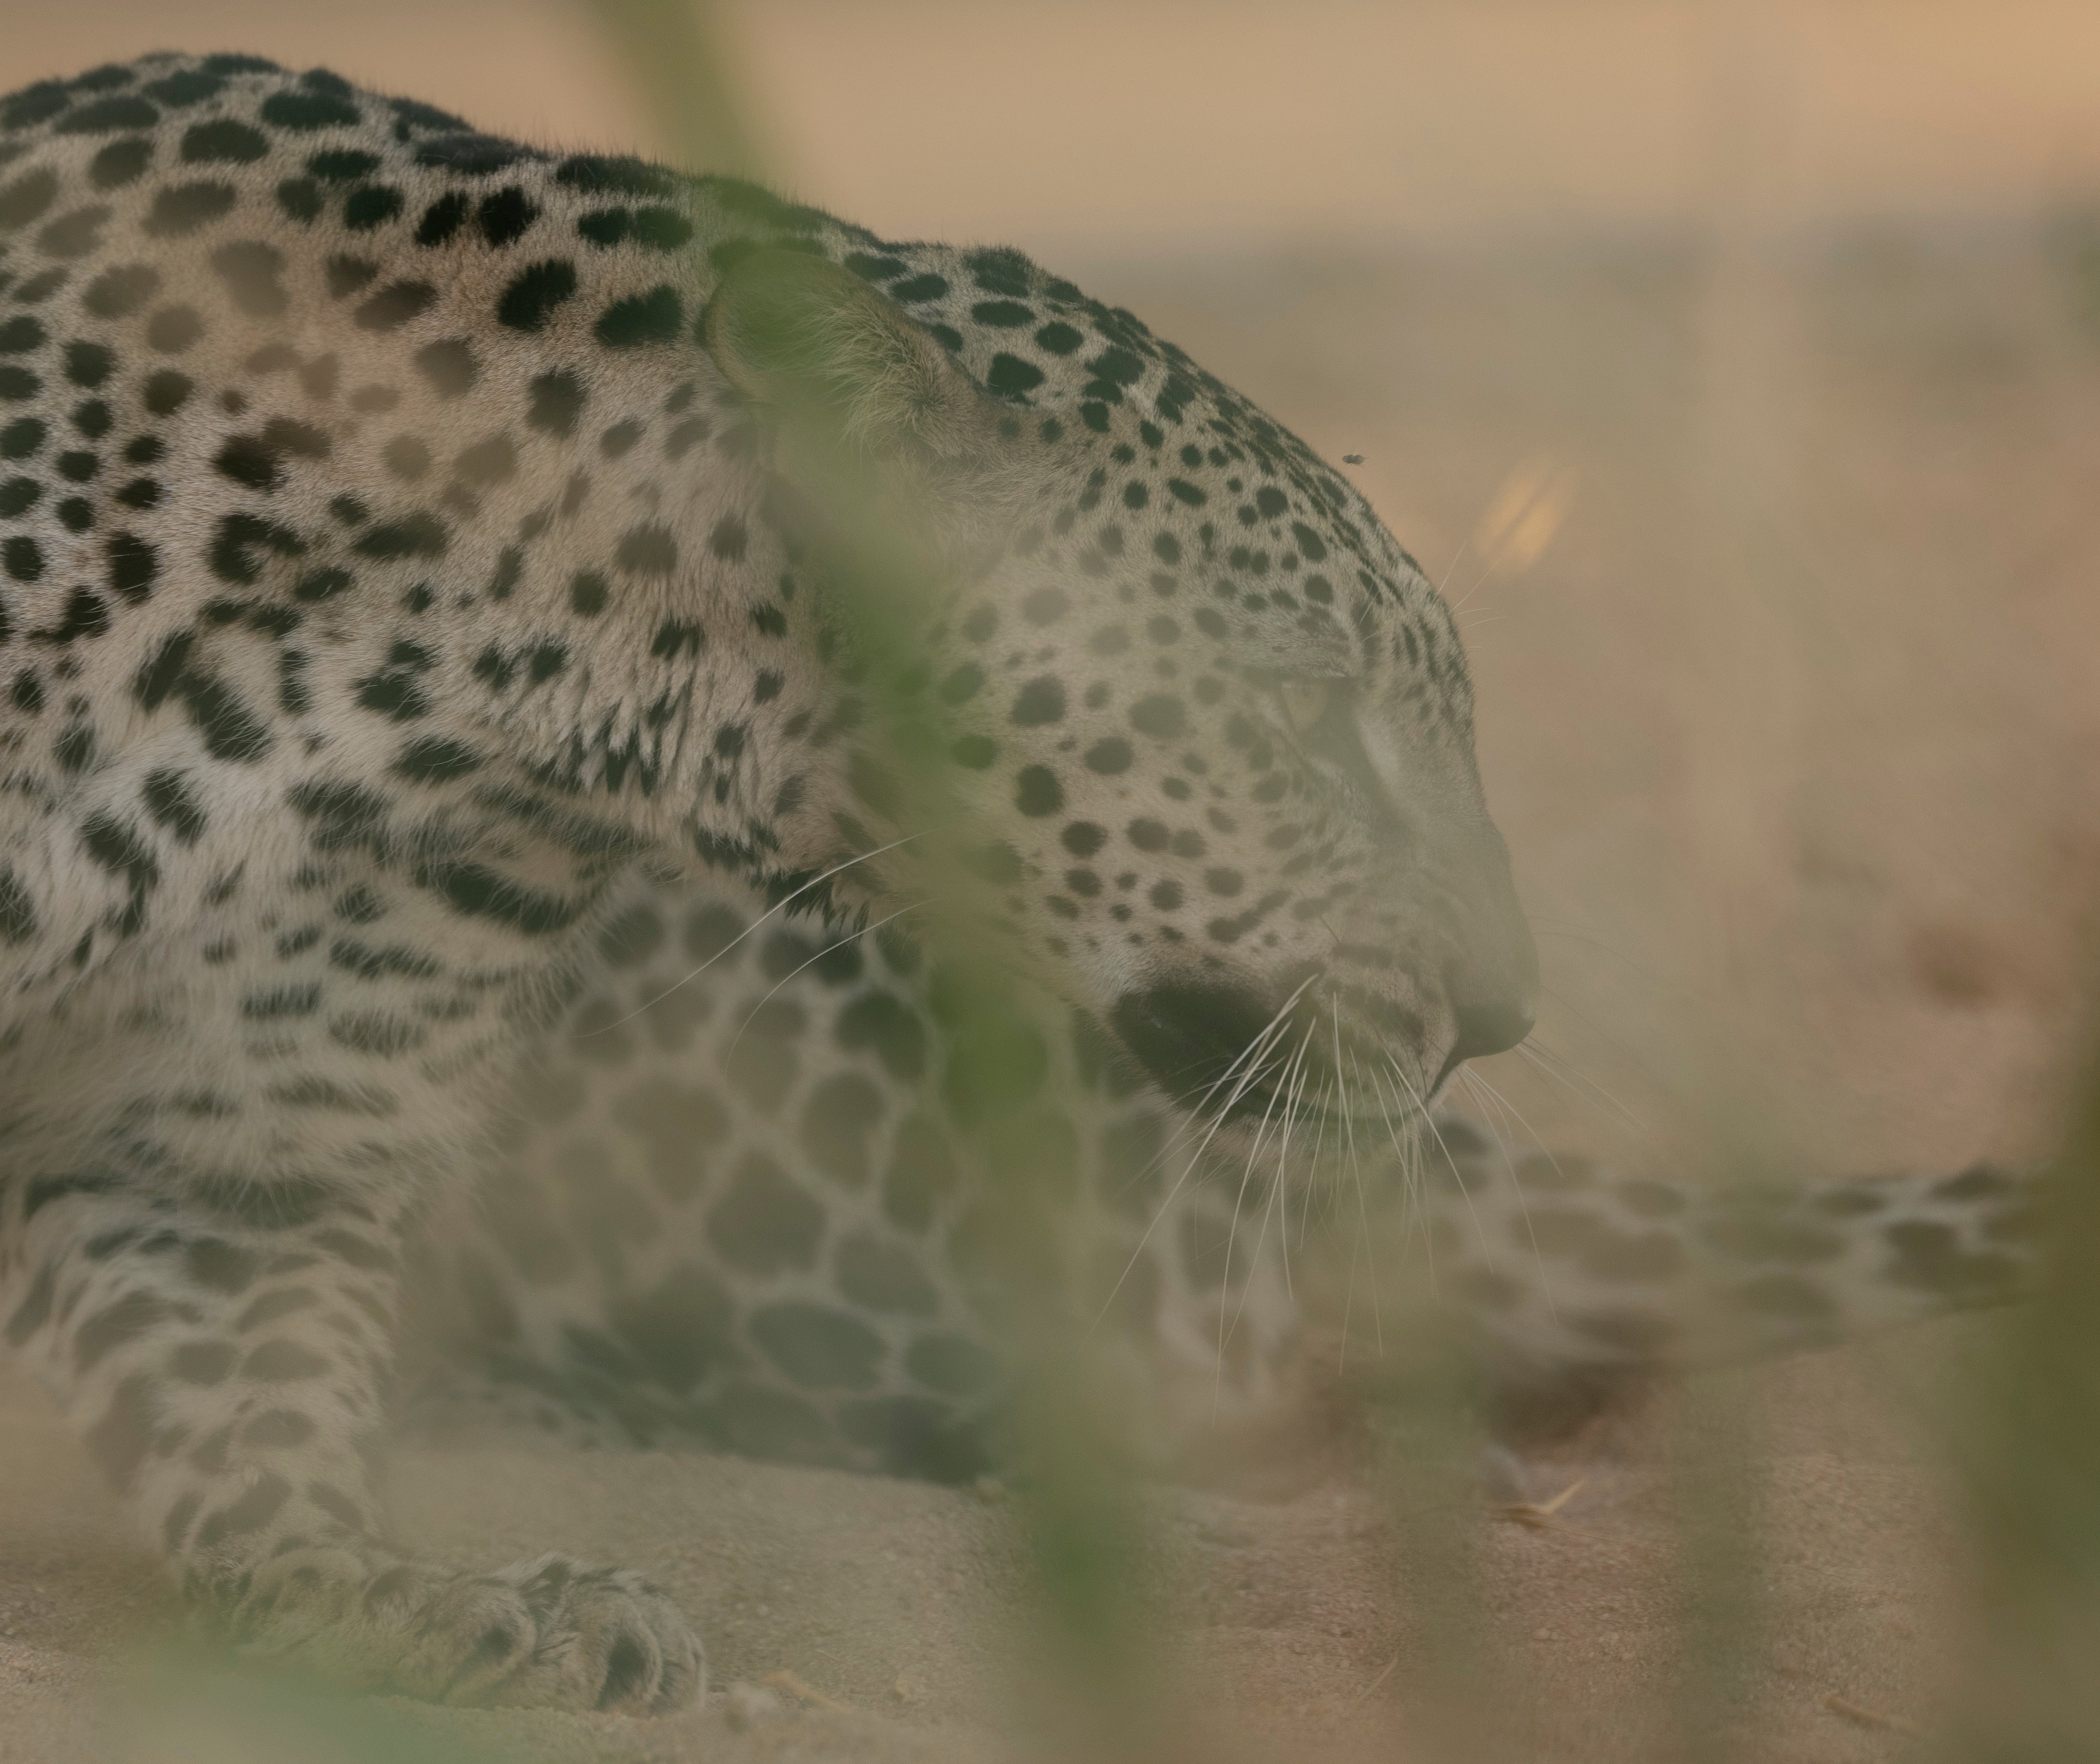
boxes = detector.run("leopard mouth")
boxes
[1109,981,1297,1115]
[1208,1077,1422,1141]
[1108,981,1429,1128]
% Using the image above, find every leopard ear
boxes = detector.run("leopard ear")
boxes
[703,249,981,460]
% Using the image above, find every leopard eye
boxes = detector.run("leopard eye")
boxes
[1278,680,1330,734]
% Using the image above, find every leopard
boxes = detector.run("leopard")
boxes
[0,51,2047,1717]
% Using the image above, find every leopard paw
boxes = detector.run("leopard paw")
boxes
[225,1546,703,1712]
[475,1553,704,1714]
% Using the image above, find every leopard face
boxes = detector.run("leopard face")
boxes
[705,247,1537,1145]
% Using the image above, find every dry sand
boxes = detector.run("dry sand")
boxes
[0,1319,2006,1763]
[2,224,2093,1760]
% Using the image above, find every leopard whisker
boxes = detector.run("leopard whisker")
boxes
[1451,549,1502,614]
[1436,537,1469,600]
[1228,1132,1290,1362]
[1214,1023,1312,1411]
[1089,985,1313,1333]
[1464,1063,1569,1192]
[1297,1072,1336,1255]
[1338,1017,1384,1363]
[1514,1034,1650,1136]
[1534,981,1664,1103]
[1266,1043,1320,1305]
[1385,1054,1500,1283]
[1459,1066,1560,1326]
[588,824,951,1035]
[1365,1058,1438,1296]
[1525,917,1654,977]
[1215,1039,1317,1384]
[1095,971,1318,1214]
[721,898,927,1062]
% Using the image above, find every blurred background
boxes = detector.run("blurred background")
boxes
[12,2,2100,249]
[3,5,2099,1760]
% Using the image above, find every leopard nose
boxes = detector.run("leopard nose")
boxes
[1435,949,1537,1088]
[1450,973,1535,1062]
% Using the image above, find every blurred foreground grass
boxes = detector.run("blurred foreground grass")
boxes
[1936,1006,2100,1761]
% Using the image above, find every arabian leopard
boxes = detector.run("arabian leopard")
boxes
[0,53,2045,1715]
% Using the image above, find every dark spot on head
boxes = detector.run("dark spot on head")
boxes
[497,259,577,332]
[477,185,539,246]
[596,285,682,348]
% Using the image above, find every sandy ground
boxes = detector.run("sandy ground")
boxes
[1,223,2094,1759]
[0,1317,2008,1764]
